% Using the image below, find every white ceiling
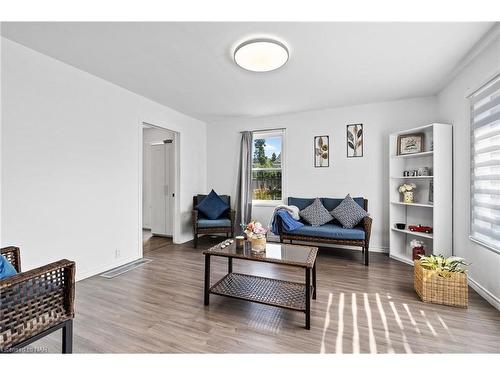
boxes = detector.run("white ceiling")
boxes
[1,22,494,122]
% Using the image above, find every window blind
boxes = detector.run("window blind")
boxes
[470,74,500,252]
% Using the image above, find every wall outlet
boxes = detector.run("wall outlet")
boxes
[115,249,120,258]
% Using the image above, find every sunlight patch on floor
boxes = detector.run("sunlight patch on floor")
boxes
[320,292,333,354]
[420,309,438,337]
[318,292,452,353]
[389,299,412,353]
[363,292,377,353]
[351,293,360,354]
[335,293,345,354]
[436,313,454,341]
[403,303,421,334]
[376,293,395,353]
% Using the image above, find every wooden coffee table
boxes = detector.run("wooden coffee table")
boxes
[202,241,318,329]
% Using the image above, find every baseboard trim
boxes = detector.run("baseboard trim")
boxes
[389,254,414,266]
[76,255,141,282]
[365,245,389,253]
[468,276,500,311]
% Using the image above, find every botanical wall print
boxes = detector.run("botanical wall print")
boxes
[397,133,424,155]
[347,124,363,157]
[314,136,329,167]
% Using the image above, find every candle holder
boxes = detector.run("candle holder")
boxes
[235,235,245,250]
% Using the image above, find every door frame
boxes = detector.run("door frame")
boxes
[138,121,180,256]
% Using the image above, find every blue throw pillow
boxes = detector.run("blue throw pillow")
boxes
[0,255,17,280]
[196,190,229,220]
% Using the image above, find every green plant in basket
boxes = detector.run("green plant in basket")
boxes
[418,254,469,277]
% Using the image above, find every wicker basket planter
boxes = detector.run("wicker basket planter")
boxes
[414,260,468,308]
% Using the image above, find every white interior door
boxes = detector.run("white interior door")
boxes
[151,142,173,236]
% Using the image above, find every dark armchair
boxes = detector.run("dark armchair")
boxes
[0,246,75,353]
[192,195,235,248]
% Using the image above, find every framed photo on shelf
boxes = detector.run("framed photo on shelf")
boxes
[397,133,424,155]
[314,135,329,167]
[347,124,363,157]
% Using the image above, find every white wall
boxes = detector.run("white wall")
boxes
[142,127,175,229]
[437,32,500,309]
[1,38,207,280]
[207,97,438,252]
[0,37,3,247]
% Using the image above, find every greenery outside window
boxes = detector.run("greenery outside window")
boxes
[252,130,285,204]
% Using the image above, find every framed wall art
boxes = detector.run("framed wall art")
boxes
[347,124,363,157]
[397,133,424,155]
[314,135,329,167]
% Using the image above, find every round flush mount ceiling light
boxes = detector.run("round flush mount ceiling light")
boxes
[234,39,289,72]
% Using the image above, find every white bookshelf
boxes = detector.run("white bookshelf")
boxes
[391,201,434,208]
[391,151,434,159]
[391,227,433,239]
[389,123,452,265]
[390,176,433,180]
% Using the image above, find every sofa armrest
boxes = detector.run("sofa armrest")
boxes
[362,216,373,248]
[0,259,75,306]
[0,259,76,350]
[1,246,21,272]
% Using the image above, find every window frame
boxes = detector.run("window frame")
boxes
[469,72,500,254]
[251,129,286,207]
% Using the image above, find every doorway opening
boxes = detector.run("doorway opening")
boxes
[141,123,179,253]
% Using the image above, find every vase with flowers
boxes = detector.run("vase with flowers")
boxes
[242,220,268,252]
[398,183,417,203]
[410,239,425,260]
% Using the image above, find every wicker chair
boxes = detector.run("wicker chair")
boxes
[0,246,75,353]
[192,195,235,248]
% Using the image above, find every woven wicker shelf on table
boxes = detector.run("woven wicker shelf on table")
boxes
[203,241,318,329]
[210,273,312,311]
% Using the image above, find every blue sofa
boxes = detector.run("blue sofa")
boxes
[275,197,372,266]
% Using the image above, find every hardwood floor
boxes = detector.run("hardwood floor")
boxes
[29,235,500,353]
[142,229,172,253]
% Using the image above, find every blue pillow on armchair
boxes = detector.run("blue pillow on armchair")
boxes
[196,190,229,220]
[0,255,17,280]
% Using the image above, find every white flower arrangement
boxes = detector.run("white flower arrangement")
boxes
[398,183,416,193]
[410,239,424,248]
[242,220,268,239]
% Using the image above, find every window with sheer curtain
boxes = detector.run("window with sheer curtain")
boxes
[470,74,500,253]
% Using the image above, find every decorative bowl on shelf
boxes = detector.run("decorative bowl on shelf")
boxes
[395,223,406,230]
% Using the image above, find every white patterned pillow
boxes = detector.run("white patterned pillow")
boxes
[330,194,368,228]
[299,198,333,226]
